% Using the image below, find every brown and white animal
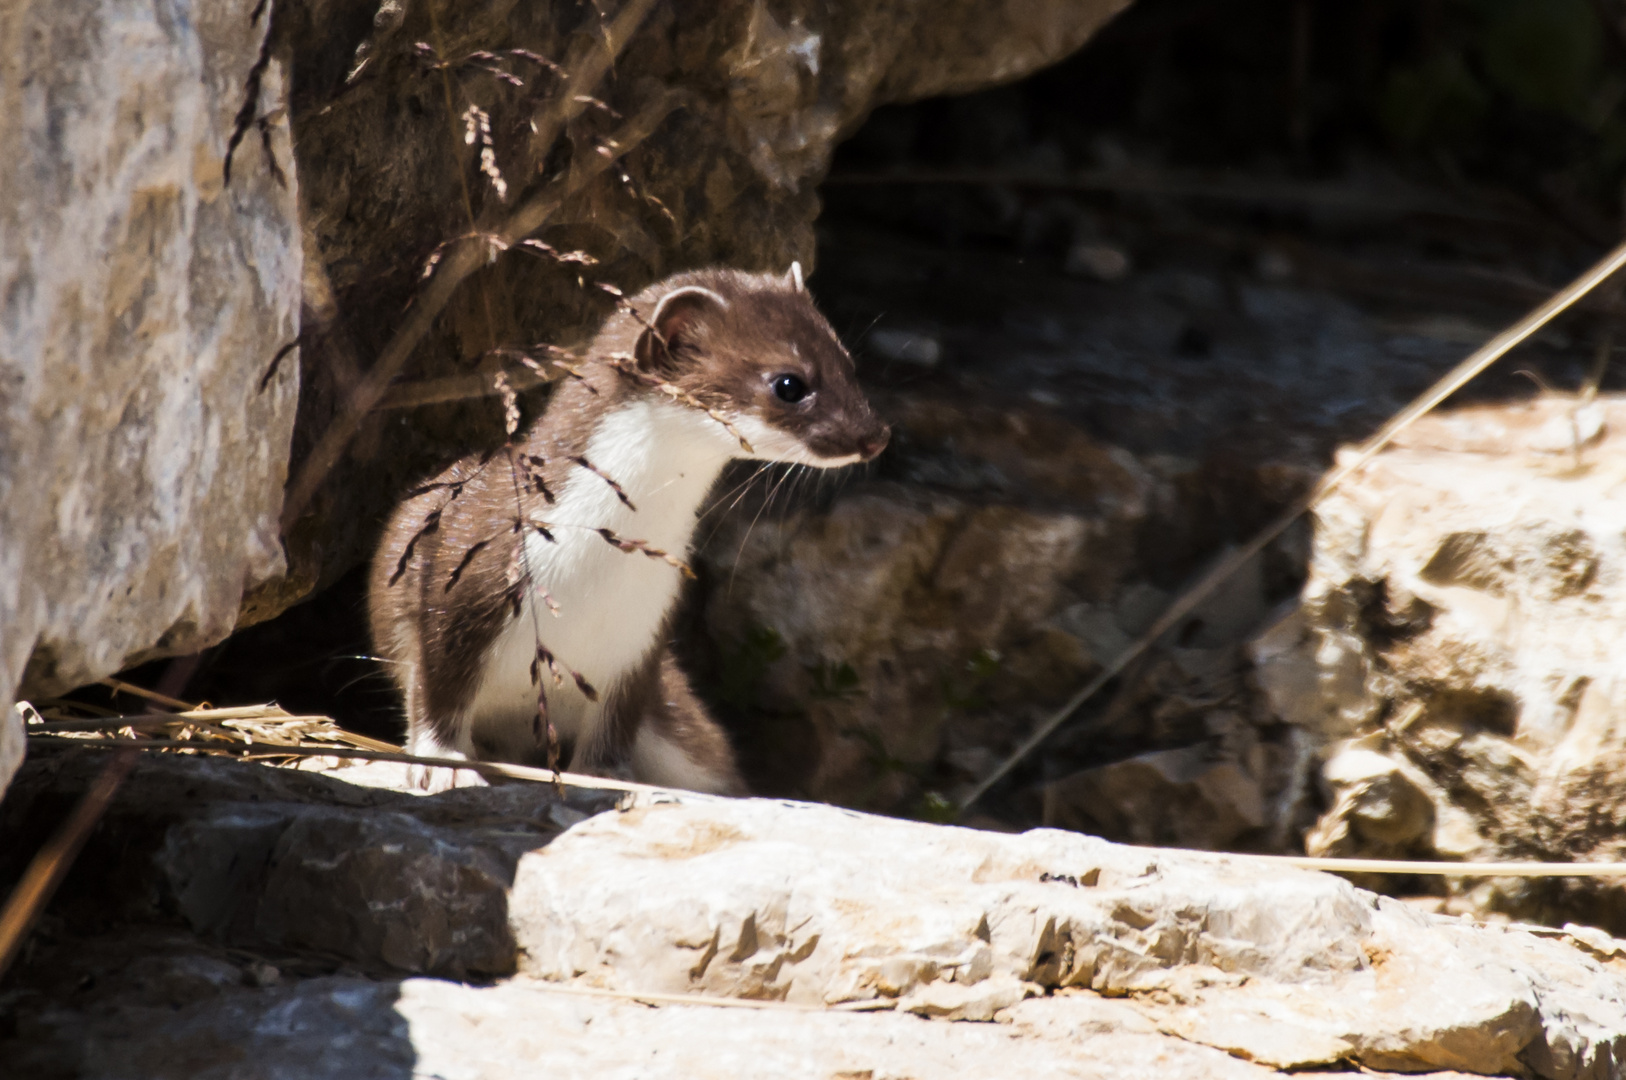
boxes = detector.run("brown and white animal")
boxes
[369,266,890,793]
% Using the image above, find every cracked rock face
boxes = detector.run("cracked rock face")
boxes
[0,0,303,797]
[512,797,1626,1076]
[3,751,1623,1077]
[1253,396,1626,929]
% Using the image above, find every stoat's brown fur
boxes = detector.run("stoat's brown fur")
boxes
[369,267,889,793]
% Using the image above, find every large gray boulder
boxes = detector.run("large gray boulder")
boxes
[0,0,303,790]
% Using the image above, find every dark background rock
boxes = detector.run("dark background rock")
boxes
[0,750,618,978]
[266,0,1132,606]
[670,0,1626,834]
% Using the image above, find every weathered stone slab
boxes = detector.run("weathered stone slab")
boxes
[6,752,1623,1076]
[0,752,616,978]
[511,795,1626,1076]
[8,970,1465,1080]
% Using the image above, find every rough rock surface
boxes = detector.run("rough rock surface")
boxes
[0,970,1334,1080]
[13,973,1492,1080]
[272,0,1134,600]
[4,750,1624,1077]
[700,477,1155,809]
[1252,395,1626,931]
[0,0,303,793]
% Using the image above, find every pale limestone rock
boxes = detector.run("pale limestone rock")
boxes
[0,0,302,801]
[1252,601,1382,739]
[1305,740,1439,856]
[1254,397,1626,923]
[507,795,1625,1075]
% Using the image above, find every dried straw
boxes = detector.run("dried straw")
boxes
[514,979,895,1012]
[21,723,702,800]
[1240,854,1626,878]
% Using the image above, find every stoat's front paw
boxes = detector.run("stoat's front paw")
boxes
[408,761,489,794]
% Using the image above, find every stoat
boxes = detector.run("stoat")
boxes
[369,266,890,793]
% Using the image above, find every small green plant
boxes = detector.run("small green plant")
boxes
[939,647,1002,712]
[915,790,959,824]
[716,625,787,710]
[1377,0,1623,155]
[807,659,862,701]
[839,721,927,809]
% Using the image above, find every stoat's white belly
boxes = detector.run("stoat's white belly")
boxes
[465,400,735,762]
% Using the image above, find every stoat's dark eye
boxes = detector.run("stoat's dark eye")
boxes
[770,373,809,403]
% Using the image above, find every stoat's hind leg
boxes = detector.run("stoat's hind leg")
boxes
[629,653,746,795]
[405,681,487,793]
[371,486,485,794]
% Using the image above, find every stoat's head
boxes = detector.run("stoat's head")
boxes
[623,265,890,467]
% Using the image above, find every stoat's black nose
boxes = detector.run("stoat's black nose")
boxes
[857,427,891,461]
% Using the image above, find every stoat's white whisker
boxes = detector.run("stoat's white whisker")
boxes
[729,462,799,595]
[698,463,775,550]
[700,461,775,524]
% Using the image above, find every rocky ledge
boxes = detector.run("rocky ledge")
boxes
[2,749,1623,1078]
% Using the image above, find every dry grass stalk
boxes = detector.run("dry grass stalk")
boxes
[21,702,399,757]
[959,235,1626,814]
[1248,854,1626,878]
[518,980,896,1013]
[279,0,668,531]
[22,731,709,800]
[606,352,755,452]
[98,677,198,712]
[0,747,138,982]
[375,364,554,410]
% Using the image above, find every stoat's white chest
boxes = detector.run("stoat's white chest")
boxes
[465,400,737,759]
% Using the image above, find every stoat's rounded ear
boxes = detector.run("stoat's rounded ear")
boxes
[634,285,728,374]
[784,261,805,292]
